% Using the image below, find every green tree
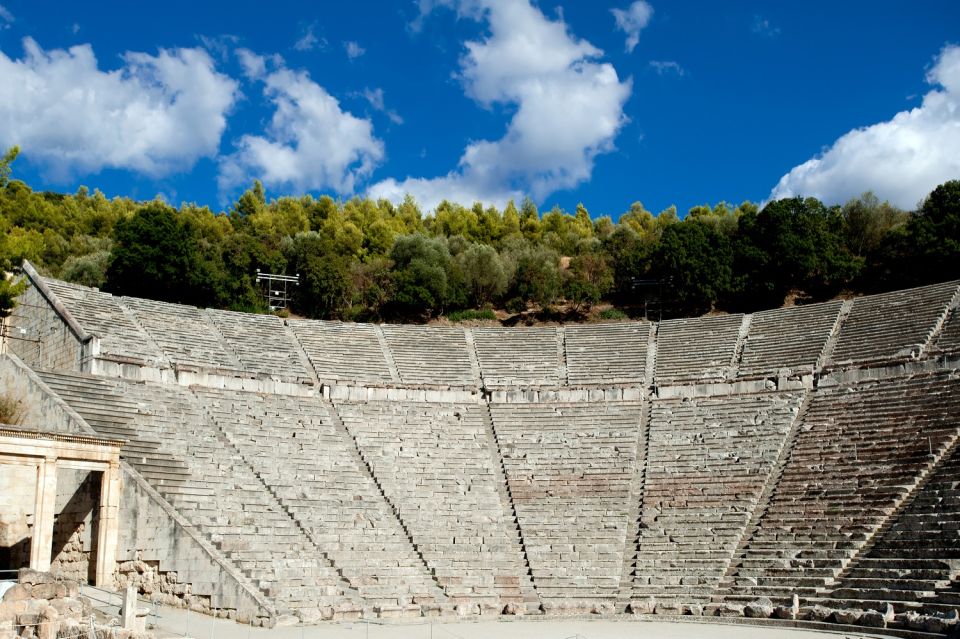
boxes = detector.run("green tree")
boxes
[105,201,210,305]
[389,234,454,318]
[457,243,509,307]
[0,146,19,188]
[653,220,733,315]
[732,197,860,309]
[565,252,613,311]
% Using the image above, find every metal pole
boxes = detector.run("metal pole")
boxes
[211,608,216,639]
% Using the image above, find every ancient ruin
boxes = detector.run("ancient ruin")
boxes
[1,260,959,636]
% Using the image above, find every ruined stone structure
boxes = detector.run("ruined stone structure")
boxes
[1,260,959,635]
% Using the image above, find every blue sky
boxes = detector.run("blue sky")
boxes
[0,1,958,217]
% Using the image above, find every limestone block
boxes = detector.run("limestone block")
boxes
[859,609,886,628]
[832,609,862,625]
[712,603,744,617]
[802,605,834,622]
[744,597,774,619]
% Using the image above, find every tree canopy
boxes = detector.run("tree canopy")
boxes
[1,147,958,322]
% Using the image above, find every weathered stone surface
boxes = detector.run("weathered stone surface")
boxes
[803,605,834,622]
[1,586,30,603]
[859,609,886,628]
[630,598,656,615]
[832,608,862,625]
[655,601,684,616]
[744,597,774,619]
[713,603,744,618]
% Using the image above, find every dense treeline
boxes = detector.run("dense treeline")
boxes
[1,147,958,322]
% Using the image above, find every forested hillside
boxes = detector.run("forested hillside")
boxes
[1,146,958,322]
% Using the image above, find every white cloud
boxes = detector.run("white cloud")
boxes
[611,1,653,54]
[770,44,960,209]
[649,60,683,76]
[0,38,238,180]
[0,4,13,24]
[362,88,403,125]
[219,50,384,195]
[370,0,631,211]
[294,24,326,52]
[344,41,365,60]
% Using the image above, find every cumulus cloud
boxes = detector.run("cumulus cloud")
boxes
[370,0,631,211]
[344,41,365,60]
[612,1,653,53]
[219,49,384,195]
[770,45,960,209]
[0,38,238,180]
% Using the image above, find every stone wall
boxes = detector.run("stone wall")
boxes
[5,284,84,375]
[50,469,98,584]
[115,466,274,626]
[0,465,35,570]
[0,355,90,437]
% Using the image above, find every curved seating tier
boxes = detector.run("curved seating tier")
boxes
[933,308,960,355]
[724,373,960,604]
[121,296,242,370]
[288,320,394,384]
[194,389,439,609]
[739,302,842,378]
[380,325,476,386]
[205,309,312,381]
[489,401,643,602]
[828,281,959,367]
[633,392,803,605]
[655,315,743,384]
[42,280,163,362]
[564,322,650,386]
[337,400,532,607]
[828,442,960,615]
[473,327,562,388]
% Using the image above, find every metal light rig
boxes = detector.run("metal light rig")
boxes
[255,269,299,311]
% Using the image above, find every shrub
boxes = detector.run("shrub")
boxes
[0,392,25,426]
[599,308,628,320]
[446,308,497,322]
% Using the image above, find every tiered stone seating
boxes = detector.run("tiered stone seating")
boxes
[205,309,312,381]
[337,400,531,608]
[724,373,960,604]
[117,382,348,617]
[380,325,476,386]
[739,302,842,378]
[121,296,242,370]
[932,308,960,355]
[565,323,650,386]
[828,442,960,614]
[655,315,743,384]
[36,374,345,616]
[42,278,163,362]
[193,389,438,612]
[36,370,190,493]
[829,281,960,367]
[489,401,643,604]
[288,320,394,384]
[634,393,802,606]
[473,327,561,387]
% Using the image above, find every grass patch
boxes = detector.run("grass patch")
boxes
[599,308,628,320]
[447,308,497,322]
